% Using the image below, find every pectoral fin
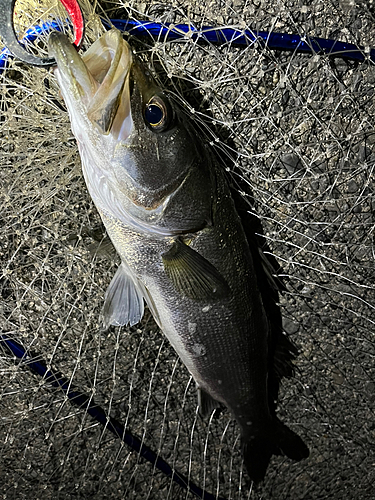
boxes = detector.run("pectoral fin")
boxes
[102,263,144,329]
[162,238,230,300]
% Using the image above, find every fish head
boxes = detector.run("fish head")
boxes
[48,29,200,218]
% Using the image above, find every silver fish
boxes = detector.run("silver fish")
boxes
[48,28,309,482]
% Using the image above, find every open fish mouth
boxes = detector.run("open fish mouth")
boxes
[48,29,133,141]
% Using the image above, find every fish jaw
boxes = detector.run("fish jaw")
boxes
[48,29,133,145]
[48,30,147,229]
[48,29,211,234]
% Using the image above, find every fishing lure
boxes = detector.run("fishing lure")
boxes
[0,0,84,67]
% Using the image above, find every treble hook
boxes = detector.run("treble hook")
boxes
[0,0,84,67]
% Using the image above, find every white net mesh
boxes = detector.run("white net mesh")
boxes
[1,1,374,498]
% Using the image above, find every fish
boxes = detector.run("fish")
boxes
[48,28,309,483]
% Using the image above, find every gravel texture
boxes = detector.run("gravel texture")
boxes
[0,1,374,499]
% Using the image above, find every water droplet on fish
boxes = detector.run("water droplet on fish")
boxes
[202,305,211,313]
[188,321,197,334]
[192,344,206,356]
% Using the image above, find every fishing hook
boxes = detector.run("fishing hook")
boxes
[0,0,84,67]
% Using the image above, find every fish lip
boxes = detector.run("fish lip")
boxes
[48,29,133,138]
[48,31,97,100]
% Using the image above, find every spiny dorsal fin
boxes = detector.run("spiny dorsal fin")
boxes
[227,175,297,414]
[162,237,230,300]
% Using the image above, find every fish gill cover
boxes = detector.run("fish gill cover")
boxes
[0,0,374,499]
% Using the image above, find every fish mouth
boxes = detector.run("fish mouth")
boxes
[48,29,133,141]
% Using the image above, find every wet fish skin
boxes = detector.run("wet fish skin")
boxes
[48,29,309,482]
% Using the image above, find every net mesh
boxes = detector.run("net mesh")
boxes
[0,0,374,499]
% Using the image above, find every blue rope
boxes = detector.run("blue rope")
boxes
[1,18,374,71]
[0,334,226,500]
[108,19,375,63]
[0,21,60,70]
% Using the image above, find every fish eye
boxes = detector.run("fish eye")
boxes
[145,103,163,125]
[144,94,172,132]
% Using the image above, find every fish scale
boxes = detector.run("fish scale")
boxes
[48,27,309,483]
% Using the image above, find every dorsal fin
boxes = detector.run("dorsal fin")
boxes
[228,174,298,415]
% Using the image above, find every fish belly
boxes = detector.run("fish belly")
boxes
[99,188,271,430]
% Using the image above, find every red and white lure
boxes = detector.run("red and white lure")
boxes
[0,0,84,66]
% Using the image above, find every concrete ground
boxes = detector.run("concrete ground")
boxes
[0,0,374,498]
